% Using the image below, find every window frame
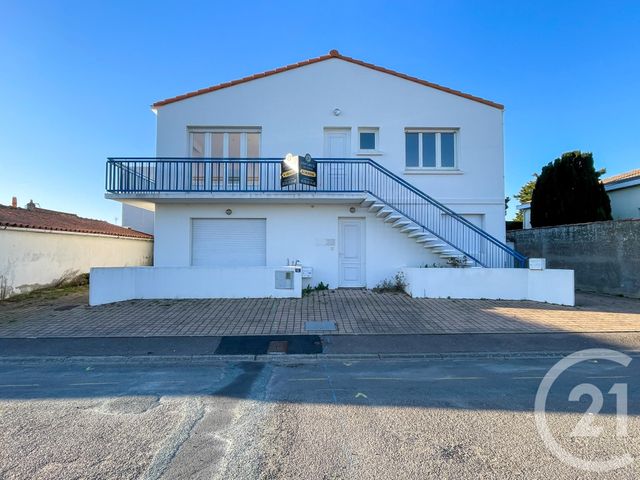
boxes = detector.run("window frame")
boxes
[357,127,381,155]
[404,128,459,170]
[187,127,262,187]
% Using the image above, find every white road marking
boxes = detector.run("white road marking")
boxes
[69,382,118,386]
[357,376,484,381]
[0,384,39,388]
[288,377,327,381]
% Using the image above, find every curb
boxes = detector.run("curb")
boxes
[2,350,640,365]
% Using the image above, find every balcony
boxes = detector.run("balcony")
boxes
[106,157,527,268]
[106,157,373,199]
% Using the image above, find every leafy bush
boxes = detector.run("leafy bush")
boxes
[373,272,407,293]
[303,281,330,297]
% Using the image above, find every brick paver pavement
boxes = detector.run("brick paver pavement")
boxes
[0,288,638,338]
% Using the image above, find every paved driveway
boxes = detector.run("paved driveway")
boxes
[0,288,639,338]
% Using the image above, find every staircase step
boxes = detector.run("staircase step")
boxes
[376,208,393,218]
[384,215,402,223]
[437,250,461,257]
[392,219,411,228]
[360,197,376,208]
[369,203,385,212]
[422,239,444,246]
[400,224,420,233]
[408,230,428,238]
[414,236,434,243]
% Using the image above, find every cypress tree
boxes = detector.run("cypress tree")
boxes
[530,151,612,227]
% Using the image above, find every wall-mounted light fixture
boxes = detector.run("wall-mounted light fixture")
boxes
[333,108,342,116]
[225,209,232,215]
[349,207,356,213]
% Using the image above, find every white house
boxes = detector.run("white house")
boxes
[602,169,640,220]
[91,50,540,305]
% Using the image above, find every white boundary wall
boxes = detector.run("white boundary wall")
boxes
[402,267,575,306]
[0,228,153,299]
[90,266,302,305]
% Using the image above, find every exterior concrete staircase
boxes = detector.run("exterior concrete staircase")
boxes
[361,196,473,265]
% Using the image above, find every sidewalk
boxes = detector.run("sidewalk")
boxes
[1,288,639,338]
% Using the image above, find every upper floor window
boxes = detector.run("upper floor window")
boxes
[188,128,261,187]
[358,128,379,152]
[405,130,457,169]
[188,129,261,158]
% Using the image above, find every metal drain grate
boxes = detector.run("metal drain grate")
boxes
[304,321,337,331]
[267,340,289,355]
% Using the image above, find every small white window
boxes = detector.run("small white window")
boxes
[405,130,458,169]
[358,128,379,152]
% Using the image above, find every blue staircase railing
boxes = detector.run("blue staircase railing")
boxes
[106,157,527,268]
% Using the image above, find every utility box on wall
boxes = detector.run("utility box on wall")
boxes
[275,270,294,289]
[528,258,546,270]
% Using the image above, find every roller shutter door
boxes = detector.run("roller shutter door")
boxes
[191,219,266,267]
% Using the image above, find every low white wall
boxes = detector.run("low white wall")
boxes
[0,228,153,299]
[90,266,302,305]
[402,267,575,306]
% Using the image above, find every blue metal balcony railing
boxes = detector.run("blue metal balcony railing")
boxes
[106,157,527,268]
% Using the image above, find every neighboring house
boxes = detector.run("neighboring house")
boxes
[517,203,532,229]
[602,169,640,220]
[0,199,153,299]
[517,168,640,229]
[98,50,526,303]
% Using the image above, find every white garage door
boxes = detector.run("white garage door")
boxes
[191,219,266,267]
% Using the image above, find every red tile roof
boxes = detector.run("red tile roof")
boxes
[152,49,504,110]
[0,204,152,239]
[602,169,640,186]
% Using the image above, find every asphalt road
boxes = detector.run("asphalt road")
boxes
[1,356,639,479]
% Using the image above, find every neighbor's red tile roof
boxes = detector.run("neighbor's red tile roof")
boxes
[602,169,640,186]
[152,49,504,110]
[0,204,152,239]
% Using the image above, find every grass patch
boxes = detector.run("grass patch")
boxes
[373,272,407,293]
[1,274,89,303]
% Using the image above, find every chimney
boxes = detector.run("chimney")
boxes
[11,197,17,208]
[26,199,36,211]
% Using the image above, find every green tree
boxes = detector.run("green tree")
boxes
[513,177,537,221]
[530,151,611,227]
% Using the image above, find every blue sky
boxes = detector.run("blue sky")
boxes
[1,0,638,222]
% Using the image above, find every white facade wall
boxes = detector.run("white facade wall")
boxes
[0,228,153,299]
[154,202,441,289]
[154,58,505,241]
[122,204,155,234]
[607,186,640,220]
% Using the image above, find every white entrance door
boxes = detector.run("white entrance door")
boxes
[338,218,365,287]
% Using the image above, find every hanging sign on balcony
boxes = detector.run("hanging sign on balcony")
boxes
[299,153,317,187]
[281,153,298,187]
[281,153,317,188]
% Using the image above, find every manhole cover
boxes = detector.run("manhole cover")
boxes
[304,321,337,331]
[267,341,288,355]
